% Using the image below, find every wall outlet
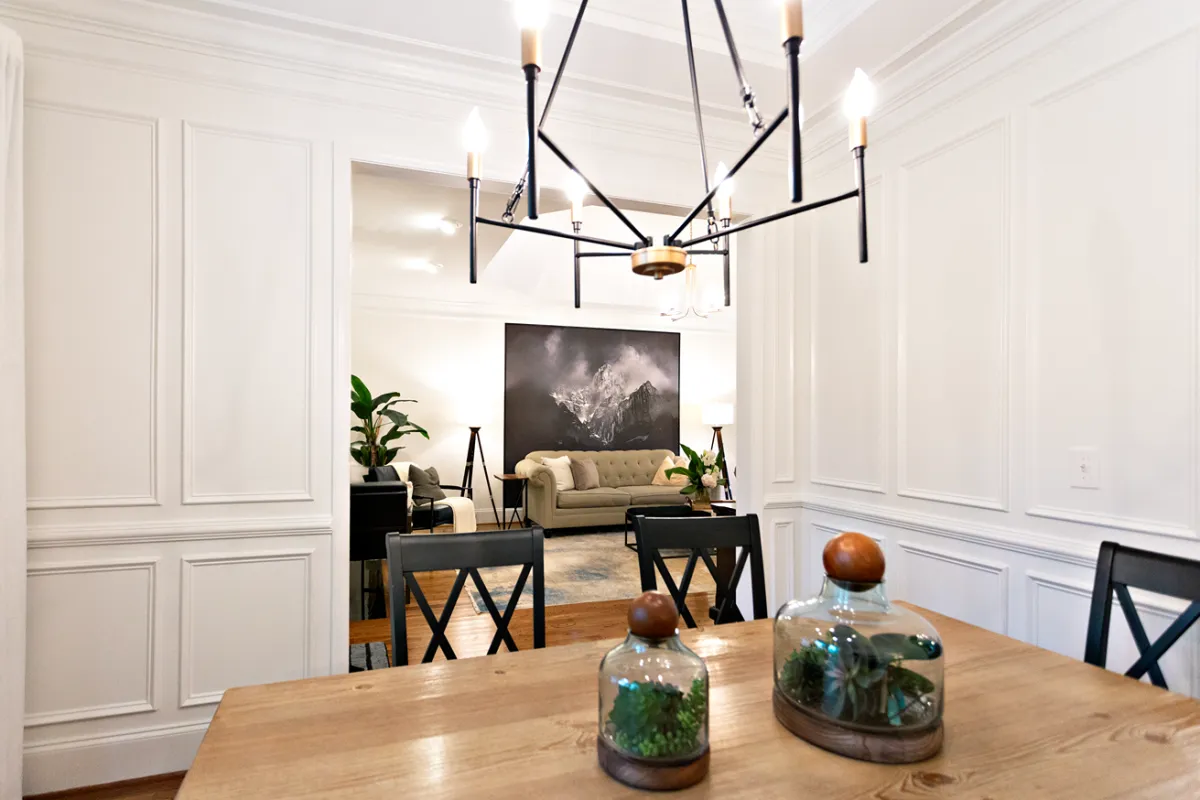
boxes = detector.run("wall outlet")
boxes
[1069,447,1101,489]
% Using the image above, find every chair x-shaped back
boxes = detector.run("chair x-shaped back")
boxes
[633,514,768,627]
[1084,541,1200,690]
[387,529,545,667]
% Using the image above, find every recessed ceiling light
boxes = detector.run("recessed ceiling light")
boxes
[414,214,462,236]
[400,258,443,274]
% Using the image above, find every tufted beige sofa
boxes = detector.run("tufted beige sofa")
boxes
[515,449,689,531]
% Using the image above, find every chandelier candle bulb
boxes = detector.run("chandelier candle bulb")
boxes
[566,171,587,224]
[515,0,549,67]
[713,162,734,222]
[462,107,488,179]
[779,0,804,44]
[843,68,876,149]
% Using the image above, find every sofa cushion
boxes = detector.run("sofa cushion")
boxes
[410,465,446,501]
[541,456,576,491]
[651,455,689,487]
[569,458,601,491]
[624,484,691,506]
[557,487,631,509]
[525,450,675,489]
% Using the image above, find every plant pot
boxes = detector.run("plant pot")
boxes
[364,466,389,483]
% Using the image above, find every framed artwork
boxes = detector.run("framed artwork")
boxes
[503,323,681,478]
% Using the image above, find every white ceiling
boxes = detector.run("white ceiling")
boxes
[143,0,984,124]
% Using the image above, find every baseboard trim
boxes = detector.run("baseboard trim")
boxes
[25,771,187,799]
[23,720,208,796]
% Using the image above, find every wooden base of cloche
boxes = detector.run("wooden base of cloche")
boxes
[773,687,943,764]
[596,736,709,791]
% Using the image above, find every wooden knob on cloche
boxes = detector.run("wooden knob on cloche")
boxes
[628,591,679,639]
[822,532,885,584]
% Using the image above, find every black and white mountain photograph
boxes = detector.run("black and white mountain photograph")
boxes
[503,323,680,473]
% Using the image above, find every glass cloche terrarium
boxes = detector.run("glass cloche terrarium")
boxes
[597,592,709,791]
[773,532,945,763]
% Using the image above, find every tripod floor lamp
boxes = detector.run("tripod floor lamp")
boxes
[703,403,734,501]
[461,426,501,527]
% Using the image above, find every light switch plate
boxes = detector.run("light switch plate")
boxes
[1069,447,1100,489]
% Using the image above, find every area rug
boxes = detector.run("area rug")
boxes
[466,532,716,614]
[349,641,390,671]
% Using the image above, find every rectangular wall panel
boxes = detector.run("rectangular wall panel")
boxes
[25,105,158,508]
[25,559,156,725]
[897,542,1008,633]
[810,178,885,493]
[183,124,312,504]
[179,550,312,707]
[1027,572,1197,693]
[898,121,1009,511]
[1027,35,1199,536]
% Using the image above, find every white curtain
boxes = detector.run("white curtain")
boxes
[0,22,24,800]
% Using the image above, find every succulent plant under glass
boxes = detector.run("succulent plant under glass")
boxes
[597,592,710,790]
[773,532,945,763]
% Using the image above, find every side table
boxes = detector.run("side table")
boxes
[492,474,529,530]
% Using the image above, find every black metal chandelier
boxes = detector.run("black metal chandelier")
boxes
[462,0,874,309]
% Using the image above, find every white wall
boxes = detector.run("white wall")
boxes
[737,0,1200,696]
[4,0,772,792]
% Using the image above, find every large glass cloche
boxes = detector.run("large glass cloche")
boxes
[773,532,944,762]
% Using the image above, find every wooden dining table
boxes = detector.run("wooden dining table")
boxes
[179,605,1200,798]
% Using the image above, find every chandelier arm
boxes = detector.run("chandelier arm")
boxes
[524,65,539,220]
[786,37,803,203]
[854,146,868,262]
[537,130,651,245]
[722,217,731,306]
[502,0,590,223]
[676,189,859,248]
[576,252,632,258]
[712,0,765,135]
[477,215,638,251]
[668,106,788,244]
[573,220,582,309]
[680,0,716,225]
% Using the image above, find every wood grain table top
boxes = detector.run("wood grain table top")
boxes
[179,606,1200,798]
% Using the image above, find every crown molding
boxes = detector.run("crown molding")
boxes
[0,0,784,166]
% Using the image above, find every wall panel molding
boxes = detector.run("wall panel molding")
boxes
[24,101,161,510]
[1024,29,1200,540]
[181,121,314,505]
[24,558,157,727]
[896,118,1011,513]
[781,493,1096,568]
[179,549,313,708]
[27,516,333,548]
[897,541,1010,633]
[809,176,887,495]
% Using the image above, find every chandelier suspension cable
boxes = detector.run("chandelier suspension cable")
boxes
[712,0,766,136]
[503,0,590,223]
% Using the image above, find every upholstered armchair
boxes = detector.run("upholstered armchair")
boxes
[365,463,477,534]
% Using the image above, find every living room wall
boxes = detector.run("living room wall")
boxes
[350,172,739,518]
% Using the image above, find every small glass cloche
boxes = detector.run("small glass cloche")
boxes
[773,532,945,763]
[597,591,709,790]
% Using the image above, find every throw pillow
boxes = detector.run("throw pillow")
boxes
[652,455,691,487]
[569,458,601,491]
[541,455,576,491]
[409,465,446,501]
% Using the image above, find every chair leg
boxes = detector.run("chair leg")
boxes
[360,560,367,620]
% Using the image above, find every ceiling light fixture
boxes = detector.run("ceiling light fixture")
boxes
[415,214,462,235]
[462,0,873,307]
[662,222,722,321]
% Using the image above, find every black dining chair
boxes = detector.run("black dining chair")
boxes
[1084,541,1200,690]
[632,513,768,628]
[386,528,545,667]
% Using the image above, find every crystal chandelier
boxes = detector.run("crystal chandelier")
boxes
[462,0,874,308]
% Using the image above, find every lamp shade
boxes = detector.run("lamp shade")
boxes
[702,403,735,427]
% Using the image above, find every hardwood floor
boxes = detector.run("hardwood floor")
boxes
[41,527,709,799]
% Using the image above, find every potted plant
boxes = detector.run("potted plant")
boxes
[665,444,726,506]
[350,375,429,480]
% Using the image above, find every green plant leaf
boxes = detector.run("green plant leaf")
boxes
[664,467,690,478]
[350,401,374,421]
[372,392,401,407]
[382,447,399,463]
[871,633,941,661]
[679,443,700,464]
[351,425,369,435]
[350,375,373,406]
[350,447,366,465]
